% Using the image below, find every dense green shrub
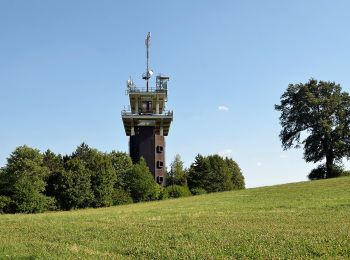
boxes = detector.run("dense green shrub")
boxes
[190,188,207,196]
[158,185,169,200]
[188,154,245,193]
[0,196,13,214]
[112,188,133,205]
[125,158,159,202]
[308,164,344,180]
[308,165,326,180]
[340,170,350,177]
[166,185,191,198]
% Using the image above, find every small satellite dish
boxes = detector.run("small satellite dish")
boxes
[142,70,153,80]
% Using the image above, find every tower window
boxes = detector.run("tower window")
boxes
[156,145,164,153]
[141,101,152,114]
[157,176,164,184]
[157,161,164,169]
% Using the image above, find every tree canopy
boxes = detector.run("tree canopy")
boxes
[166,154,187,186]
[0,146,55,213]
[124,158,159,202]
[188,154,245,193]
[275,79,350,178]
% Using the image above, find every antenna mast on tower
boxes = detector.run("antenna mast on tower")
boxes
[142,32,153,92]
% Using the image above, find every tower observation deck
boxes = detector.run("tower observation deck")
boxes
[121,33,173,185]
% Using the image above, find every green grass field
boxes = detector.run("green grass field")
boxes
[0,177,349,259]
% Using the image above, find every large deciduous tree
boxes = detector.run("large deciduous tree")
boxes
[71,143,116,207]
[275,79,350,178]
[0,146,55,213]
[225,158,245,190]
[57,158,94,210]
[108,151,133,189]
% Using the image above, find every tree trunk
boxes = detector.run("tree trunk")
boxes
[325,154,334,178]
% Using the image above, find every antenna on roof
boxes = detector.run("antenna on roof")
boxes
[142,32,153,92]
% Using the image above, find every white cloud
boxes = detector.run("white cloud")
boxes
[256,162,262,167]
[279,154,288,159]
[219,149,233,158]
[218,105,229,111]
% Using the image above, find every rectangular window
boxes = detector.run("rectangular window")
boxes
[156,145,164,153]
[157,161,164,169]
[141,101,152,114]
[157,176,164,184]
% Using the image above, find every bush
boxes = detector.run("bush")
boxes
[308,164,344,180]
[340,170,350,177]
[125,158,159,202]
[166,185,191,198]
[308,165,327,180]
[191,188,207,196]
[112,188,133,205]
[158,185,169,200]
[0,196,13,214]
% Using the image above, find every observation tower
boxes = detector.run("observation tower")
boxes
[121,32,173,185]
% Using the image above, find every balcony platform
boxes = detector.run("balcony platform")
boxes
[121,111,173,136]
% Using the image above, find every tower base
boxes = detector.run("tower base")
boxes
[129,126,166,185]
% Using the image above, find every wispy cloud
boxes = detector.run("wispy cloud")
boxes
[218,105,229,111]
[256,162,262,167]
[219,149,233,158]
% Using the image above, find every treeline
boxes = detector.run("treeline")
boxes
[0,144,245,214]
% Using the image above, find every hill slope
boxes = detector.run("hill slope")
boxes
[0,177,350,259]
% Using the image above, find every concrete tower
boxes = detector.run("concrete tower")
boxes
[121,33,173,185]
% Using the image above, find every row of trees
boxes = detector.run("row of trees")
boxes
[0,144,135,213]
[0,144,245,214]
[167,154,244,194]
[165,154,245,198]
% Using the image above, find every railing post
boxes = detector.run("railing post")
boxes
[135,96,138,114]
[131,120,135,136]
[160,120,163,136]
[156,96,159,114]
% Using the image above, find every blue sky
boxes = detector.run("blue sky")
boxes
[1,1,350,187]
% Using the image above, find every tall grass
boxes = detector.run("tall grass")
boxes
[0,177,349,259]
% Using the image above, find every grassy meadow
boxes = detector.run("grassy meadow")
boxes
[0,177,349,259]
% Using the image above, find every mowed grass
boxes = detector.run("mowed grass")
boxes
[1,177,350,259]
